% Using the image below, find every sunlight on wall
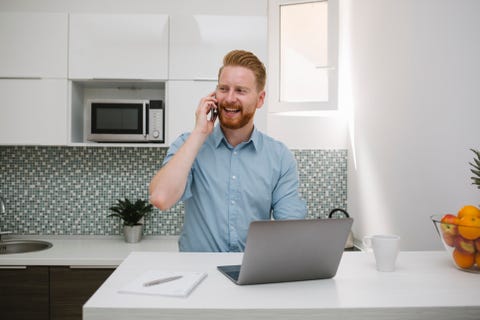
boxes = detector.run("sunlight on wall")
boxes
[355,146,393,236]
[338,0,356,170]
[340,0,392,240]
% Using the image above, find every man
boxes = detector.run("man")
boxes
[149,50,306,252]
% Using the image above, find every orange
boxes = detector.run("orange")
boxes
[453,249,475,269]
[458,215,480,240]
[457,205,480,219]
[476,253,480,267]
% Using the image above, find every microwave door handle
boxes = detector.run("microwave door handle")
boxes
[142,102,147,137]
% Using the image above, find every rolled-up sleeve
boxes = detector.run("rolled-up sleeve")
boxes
[271,148,307,220]
[162,133,193,202]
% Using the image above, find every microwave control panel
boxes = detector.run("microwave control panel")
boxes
[149,100,164,142]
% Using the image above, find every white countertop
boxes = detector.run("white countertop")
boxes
[84,251,480,320]
[0,235,179,266]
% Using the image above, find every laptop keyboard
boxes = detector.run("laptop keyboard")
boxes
[218,265,242,282]
[226,270,240,281]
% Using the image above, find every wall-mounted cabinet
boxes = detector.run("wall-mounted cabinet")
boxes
[69,80,166,146]
[167,80,217,142]
[0,2,268,147]
[0,12,68,146]
[0,79,68,145]
[169,14,267,80]
[68,14,169,80]
[67,13,170,146]
[0,12,68,78]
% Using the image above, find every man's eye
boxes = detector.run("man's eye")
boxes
[218,87,227,92]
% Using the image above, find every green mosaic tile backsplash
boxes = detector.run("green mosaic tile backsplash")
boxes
[0,146,347,235]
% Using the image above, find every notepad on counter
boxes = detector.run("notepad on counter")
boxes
[118,270,207,298]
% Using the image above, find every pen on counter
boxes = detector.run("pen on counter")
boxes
[143,275,183,287]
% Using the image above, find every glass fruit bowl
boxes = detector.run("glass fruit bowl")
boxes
[431,214,480,273]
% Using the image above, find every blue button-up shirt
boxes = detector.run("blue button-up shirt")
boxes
[163,125,307,252]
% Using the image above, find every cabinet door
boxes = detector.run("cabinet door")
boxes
[0,12,68,78]
[50,266,114,320]
[0,79,68,145]
[0,266,49,320]
[69,14,169,80]
[169,14,267,79]
[167,80,217,143]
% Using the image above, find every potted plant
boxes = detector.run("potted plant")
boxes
[108,198,153,243]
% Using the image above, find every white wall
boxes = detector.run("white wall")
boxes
[267,113,347,149]
[344,0,480,250]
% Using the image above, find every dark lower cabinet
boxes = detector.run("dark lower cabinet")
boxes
[0,266,50,320]
[50,267,114,320]
[0,266,114,320]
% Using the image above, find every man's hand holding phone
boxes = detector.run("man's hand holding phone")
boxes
[210,101,218,123]
[194,91,218,136]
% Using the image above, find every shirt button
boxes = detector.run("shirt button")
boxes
[231,200,235,205]
[233,151,237,155]
[232,175,236,180]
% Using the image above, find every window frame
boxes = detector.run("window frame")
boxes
[268,0,339,113]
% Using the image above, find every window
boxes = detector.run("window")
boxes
[268,0,338,114]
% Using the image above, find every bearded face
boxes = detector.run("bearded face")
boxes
[216,66,265,131]
[218,101,256,130]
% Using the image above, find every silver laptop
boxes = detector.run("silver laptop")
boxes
[217,218,353,285]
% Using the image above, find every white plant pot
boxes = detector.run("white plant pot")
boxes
[123,224,143,243]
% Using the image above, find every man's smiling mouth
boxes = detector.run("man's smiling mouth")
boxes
[223,107,241,114]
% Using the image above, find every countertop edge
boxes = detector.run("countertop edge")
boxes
[0,236,179,267]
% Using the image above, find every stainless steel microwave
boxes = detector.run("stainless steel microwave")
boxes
[86,99,164,143]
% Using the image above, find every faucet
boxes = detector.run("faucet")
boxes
[0,196,12,241]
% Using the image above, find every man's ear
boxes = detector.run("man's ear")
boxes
[256,90,266,109]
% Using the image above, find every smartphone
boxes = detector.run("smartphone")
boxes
[211,104,218,122]
[209,95,218,122]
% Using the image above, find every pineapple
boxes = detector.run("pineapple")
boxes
[470,149,480,189]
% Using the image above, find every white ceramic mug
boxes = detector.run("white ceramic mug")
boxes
[363,234,400,272]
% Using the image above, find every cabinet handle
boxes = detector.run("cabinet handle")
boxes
[0,266,27,269]
[194,78,217,82]
[0,77,42,80]
[69,265,116,269]
[92,78,143,81]
[315,65,336,70]
[142,101,147,137]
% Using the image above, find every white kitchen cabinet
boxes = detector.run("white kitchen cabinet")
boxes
[167,81,217,143]
[0,79,68,145]
[169,13,267,80]
[0,12,68,78]
[69,14,169,80]
[166,80,267,144]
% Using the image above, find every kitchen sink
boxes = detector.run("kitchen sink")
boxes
[0,239,53,254]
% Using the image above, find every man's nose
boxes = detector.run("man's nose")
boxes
[224,90,236,103]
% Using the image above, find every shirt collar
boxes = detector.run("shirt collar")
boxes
[213,125,261,151]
